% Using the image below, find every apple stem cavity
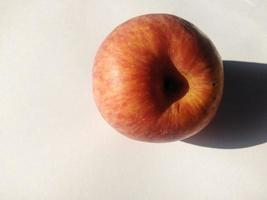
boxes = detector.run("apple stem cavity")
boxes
[163,74,189,101]
[159,57,189,104]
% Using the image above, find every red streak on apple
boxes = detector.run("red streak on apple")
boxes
[93,14,223,142]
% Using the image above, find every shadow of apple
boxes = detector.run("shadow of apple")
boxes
[184,60,267,149]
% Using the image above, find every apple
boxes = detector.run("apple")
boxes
[93,14,223,142]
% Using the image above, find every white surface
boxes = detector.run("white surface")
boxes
[0,0,267,199]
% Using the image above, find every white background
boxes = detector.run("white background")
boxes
[1,0,267,199]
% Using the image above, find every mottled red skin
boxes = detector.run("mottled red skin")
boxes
[93,14,223,142]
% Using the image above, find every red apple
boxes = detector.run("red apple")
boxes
[93,14,223,142]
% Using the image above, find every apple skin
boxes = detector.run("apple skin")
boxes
[93,14,223,142]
